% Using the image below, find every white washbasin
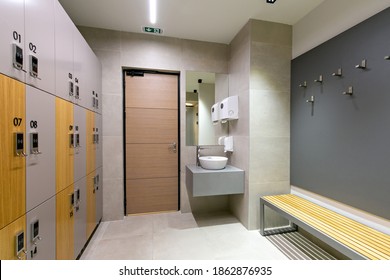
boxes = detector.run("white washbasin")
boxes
[199,156,228,170]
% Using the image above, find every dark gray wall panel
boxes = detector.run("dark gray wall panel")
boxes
[291,7,390,220]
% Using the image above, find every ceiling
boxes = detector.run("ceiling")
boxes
[59,0,325,45]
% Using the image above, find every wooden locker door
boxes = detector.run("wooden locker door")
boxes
[56,184,74,260]
[86,171,96,239]
[56,98,74,193]
[125,73,179,215]
[0,74,26,229]
[0,215,26,260]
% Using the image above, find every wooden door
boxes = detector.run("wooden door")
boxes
[125,72,179,215]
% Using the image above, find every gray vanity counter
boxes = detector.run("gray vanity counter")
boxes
[186,165,244,197]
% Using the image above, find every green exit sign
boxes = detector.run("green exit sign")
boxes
[142,26,163,34]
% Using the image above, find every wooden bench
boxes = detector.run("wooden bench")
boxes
[260,194,390,260]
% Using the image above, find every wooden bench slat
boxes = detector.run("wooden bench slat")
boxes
[286,195,390,245]
[265,197,388,260]
[277,195,390,252]
[265,196,389,260]
[263,195,390,260]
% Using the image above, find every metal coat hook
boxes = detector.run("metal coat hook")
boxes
[306,96,315,103]
[385,56,390,60]
[342,86,353,96]
[314,75,323,83]
[355,59,367,69]
[332,68,343,77]
[299,81,307,88]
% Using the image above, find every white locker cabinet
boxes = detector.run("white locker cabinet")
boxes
[73,177,87,259]
[0,0,26,82]
[74,105,87,182]
[54,0,75,102]
[26,197,56,260]
[94,55,102,115]
[95,113,103,169]
[87,50,102,113]
[25,0,55,94]
[95,167,103,224]
[26,86,56,212]
[73,31,91,109]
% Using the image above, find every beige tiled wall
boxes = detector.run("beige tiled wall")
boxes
[79,26,230,221]
[79,21,292,228]
[227,20,292,230]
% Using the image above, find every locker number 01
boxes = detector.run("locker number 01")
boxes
[13,31,21,43]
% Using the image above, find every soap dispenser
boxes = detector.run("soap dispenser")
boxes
[220,95,239,123]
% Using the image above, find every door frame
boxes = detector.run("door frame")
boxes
[122,69,181,215]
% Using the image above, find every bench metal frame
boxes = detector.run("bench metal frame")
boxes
[260,197,366,260]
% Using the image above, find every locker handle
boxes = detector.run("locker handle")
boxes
[17,250,27,260]
[33,236,42,246]
[16,151,28,157]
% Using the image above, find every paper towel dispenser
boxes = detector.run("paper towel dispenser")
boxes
[220,95,238,122]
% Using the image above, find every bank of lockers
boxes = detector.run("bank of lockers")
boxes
[0,0,102,260]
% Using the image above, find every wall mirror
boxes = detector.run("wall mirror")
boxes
[186,71,229,146]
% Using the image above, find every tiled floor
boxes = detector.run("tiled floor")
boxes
[80,211,288,260]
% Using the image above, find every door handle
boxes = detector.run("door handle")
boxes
[170,142,177,153]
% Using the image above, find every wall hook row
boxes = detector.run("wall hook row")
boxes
[355,59,367,69]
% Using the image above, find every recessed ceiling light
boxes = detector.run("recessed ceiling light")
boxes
[149,0,157,24]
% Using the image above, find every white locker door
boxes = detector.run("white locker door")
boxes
[26,86,56,212]
[74,105,86,182]
[25,0,55,94]
[54,0,74,101]
[73,31,90,108]
[93,54,102,114]
[73,177,87,259]
[26,196,56,260]
[0,0,26,82]
[95,167,103,224]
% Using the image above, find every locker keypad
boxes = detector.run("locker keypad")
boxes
[15,132,26,156]
[13,44,23,70]
[15,231,25,258]
[30,132,42,154]
[29,55,38,77]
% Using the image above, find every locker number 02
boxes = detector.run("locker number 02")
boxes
[29,42,37,54]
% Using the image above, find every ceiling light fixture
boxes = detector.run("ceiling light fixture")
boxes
[149,0,157,24]
[266,0,276,3]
